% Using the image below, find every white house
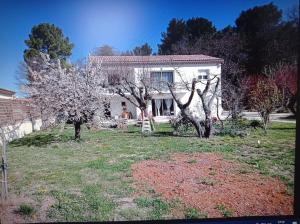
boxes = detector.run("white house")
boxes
[89,54,223,121]
[0,88,15,99]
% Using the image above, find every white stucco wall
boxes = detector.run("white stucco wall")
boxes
[138,63,222,117]
[109,63,222,119]
[109,96,138,119]
[0,94,14,99]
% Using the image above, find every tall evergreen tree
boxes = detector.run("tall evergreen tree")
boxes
[186,17,216,43]
[24,23,74,64]
[158,18,186,54]
[235,3,282,73]
[158,17,216,55]
[133,43,152,56]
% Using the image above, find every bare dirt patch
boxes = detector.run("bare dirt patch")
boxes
[131,153,293,218]
[0,195,57,223]
[0,197,36,224]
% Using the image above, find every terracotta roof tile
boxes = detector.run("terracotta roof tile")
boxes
[0,88,15,96]
[89,54,223,65]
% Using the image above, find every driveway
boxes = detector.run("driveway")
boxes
[222,111,296,123]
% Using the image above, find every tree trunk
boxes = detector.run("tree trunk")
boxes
[287,96,297,115]
[202,104,213,138]
[231,104,239,120]
[182,110,203,138]
[204,116,212,138]
[261,112,268,134]
[74,122,81,139]
[193,120,203,138]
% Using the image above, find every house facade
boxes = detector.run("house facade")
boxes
[0,88,16,99]
[89,55,223,120]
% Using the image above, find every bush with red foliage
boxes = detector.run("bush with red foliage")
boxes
[243,75,281,132]
[273,64,297,114]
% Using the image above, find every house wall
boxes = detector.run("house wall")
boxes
[109,96,138,119]
[136,63,222,118]
[0,93,14,99]
[109,63,222,119]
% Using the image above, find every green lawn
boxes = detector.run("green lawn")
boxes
[6,122,295,221]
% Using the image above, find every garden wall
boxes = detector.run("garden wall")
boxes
[0,98,42,144]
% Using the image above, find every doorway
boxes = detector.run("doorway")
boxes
[151,98,174,116]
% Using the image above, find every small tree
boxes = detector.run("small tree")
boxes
[165,67,221,138]
[196,76,220,138]
[25,54,107,139]
[222,75,246,120]
[247,75,281,132]
[168,78,205,137]
[273,63,297,115]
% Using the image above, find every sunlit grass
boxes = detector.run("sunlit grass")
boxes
[7,121,295,221]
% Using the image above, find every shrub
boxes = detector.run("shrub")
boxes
[214,118,249,137]
[169,114,193,135]
[184,207,207,219]
[16,203,35,216]
[249,120,263,129]
[215,204,233,217]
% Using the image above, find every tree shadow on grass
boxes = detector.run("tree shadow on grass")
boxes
[282,115,296,120]
[151,131,195,138]
[9,133,73,147]
[125,130,196,138]
[269,126,296,131]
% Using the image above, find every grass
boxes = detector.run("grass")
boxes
[16,203,35,216]
[135,197,171,219]
[196,177,216,186]
[215,204,233,217]
[6,121,295,221]
[184,207,207,219]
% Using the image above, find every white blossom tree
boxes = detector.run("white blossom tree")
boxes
[24,53,108,139]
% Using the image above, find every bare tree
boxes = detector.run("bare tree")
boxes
[221,74,246,120]
[24,53,108,139]
[167,78,206,137]
[171,27,246,120]
[246,75,282,132]
[264,62,297,115]
[196,76,220,138]
[101,62,153,122]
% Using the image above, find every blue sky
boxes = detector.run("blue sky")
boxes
[0,0,298,96]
